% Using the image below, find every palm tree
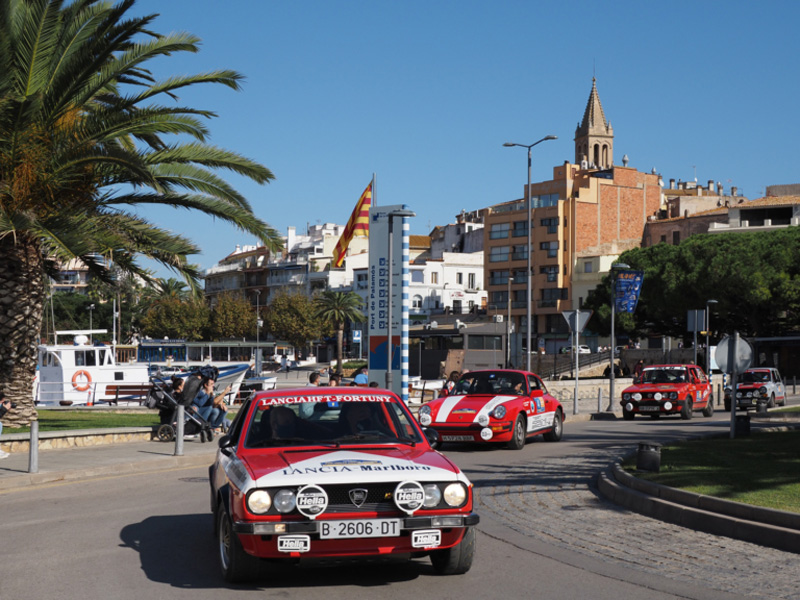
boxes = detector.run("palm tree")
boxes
[0,0,282,425]
[315,291,365,375]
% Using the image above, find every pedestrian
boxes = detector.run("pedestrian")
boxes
[280,355,288,372]
[353,366,368,386]
[634,360,645,379]
[0,392,13,459]
[439,370,460,397]
[307,372,321,386]
[192,378,230,432]
[328,373,342,387]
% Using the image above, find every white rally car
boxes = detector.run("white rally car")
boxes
[209,387,479,582]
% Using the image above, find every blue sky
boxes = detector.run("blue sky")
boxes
[133,0,800,278]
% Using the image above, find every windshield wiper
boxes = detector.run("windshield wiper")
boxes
[393,436,417,446]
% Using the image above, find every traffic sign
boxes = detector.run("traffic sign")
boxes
[715,334,753,373]
[561,310,593,333]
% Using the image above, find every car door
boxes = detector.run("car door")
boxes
[773,370,786,403]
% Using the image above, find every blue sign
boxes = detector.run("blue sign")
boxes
[614,270,644,313]
[352,330,362,342]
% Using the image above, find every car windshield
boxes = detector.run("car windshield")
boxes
[244,395,423,448]
[454,371,527,395]
[640,368,688,384]
[741,371,770,383]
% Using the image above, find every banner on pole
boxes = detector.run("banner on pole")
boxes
[614,270,644,313]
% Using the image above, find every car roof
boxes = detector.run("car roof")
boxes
[458,369,539,377]
[251,387,399,404]
[642,364,693,369]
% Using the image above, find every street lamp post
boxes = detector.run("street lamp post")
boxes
[255,290,262,375]
[386,209,416,391]
[504,135,557,371]
[606,262,630,411]
[705,299,718,376]
[506,276,514,367]
[87,304,95,342]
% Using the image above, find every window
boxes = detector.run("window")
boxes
[540,287,568,307]
[411,270,424,283]
[489,246,509,262]
[541,217,559,234]
[431,272,439,284]
[489,270,510,286]
[512,245,528,261]
[513,269,528,284]
[468,273,476,289]
[540,241,559,258]
[512,220,528,237]
[491,290,509,304]
[412,295,422,309]
[489,223,510,239]
[672,231,680,245]
[540,265,559,282]
[583,261,592,273]
[456,272,463,285]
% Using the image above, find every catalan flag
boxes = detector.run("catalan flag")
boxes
[332,181,372,268]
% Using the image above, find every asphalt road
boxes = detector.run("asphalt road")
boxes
[0,405,797,599]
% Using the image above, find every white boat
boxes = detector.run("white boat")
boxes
[35,330,249,407]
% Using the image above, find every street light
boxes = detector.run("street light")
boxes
[705,299,718,377]
[386,208,416,391]
[606,262,630,411]
[507,276,514,367]
[87,303,95,342]
[255,290,262,375]
[504,135,558,371]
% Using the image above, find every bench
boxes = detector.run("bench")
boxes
[99,384,153,406]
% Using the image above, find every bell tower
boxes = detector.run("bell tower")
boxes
[574,78,614,169]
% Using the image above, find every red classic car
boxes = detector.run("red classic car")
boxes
[724,367,787,411]
[417,369,564,450]
[209,388,478,582]
[621,364,714,420]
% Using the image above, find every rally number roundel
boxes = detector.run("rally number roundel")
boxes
[394,481,425,515]
[296,484,328,519]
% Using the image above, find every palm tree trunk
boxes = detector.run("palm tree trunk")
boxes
[336,325,344,375]
[0,236,45,427]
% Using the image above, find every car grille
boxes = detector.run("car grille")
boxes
[320,483,400,514]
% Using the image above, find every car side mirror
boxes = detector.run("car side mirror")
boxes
[423,427,440,447]
[218,434,235,454]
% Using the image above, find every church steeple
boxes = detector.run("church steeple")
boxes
[574,78,614,169]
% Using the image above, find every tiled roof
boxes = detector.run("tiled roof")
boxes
[409,235,431,248]
[742,195,800,207]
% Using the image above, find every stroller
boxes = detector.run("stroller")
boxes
[146,372,216,443]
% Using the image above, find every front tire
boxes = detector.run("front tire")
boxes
[217,505,261,583]
[622,407,635,421]
[430,527,475,575]
[507,415,527,450]
[681,396,693,420]
[768,394,775,409]
[702,395,714,417]
[543,410,563,442]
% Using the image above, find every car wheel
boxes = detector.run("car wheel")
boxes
[157,424,175,442]
[768,394,775,409]
[430,527,475,575]
[681,396,693,420]
[507,415,527,450]
[702,395,714,417]
[622,407,635,421]
[217,504,261,583]
[543,410,563,442]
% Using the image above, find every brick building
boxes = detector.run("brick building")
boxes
[485,79,661,359]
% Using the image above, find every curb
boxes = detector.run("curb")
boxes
[597,433,800,554]
[0,451,214,491]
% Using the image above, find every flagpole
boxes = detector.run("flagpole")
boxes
[372,173,377,207]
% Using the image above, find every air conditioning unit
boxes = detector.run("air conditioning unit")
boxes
[493,314,504,323]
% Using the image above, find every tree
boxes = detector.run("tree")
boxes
[0,0,282,425]
[209,293,255,341]
[262,291,330,357]
[139,297,209,341]
[583,229,800,343]
[315,290,365,375]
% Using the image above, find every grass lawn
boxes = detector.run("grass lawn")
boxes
[6,409,235,434]
[624,429,800,513]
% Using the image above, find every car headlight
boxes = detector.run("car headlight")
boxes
[477,414,489,427]
[247,489,272,514]
[419,405,431,416]
[423,484,442,508]
[632,393,642,401]
[273,489,297,513]
[653,392,662,401]
[669,392,678,400]
[759,386,767,397]
[419,404,432,426]
[443,483,467,507]
[492,405,506,419]
[622,393,631,401]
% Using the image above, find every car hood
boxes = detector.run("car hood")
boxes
[241,447,469,488]
[623,383,687,393]
[430,394,519,423]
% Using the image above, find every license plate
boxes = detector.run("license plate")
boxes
[319,519,401,539]
[412,529,441,548]
[639,405,660,412]
[442,435,474,442]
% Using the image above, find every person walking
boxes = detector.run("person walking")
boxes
[0,392,13,459]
